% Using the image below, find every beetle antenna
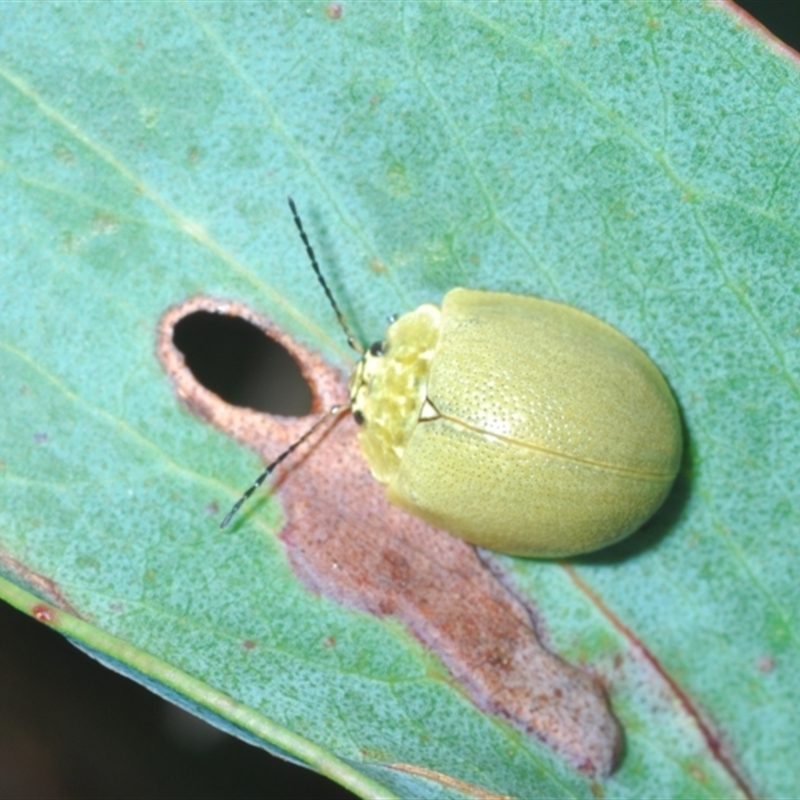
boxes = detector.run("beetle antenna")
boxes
[220,405,345,529]
[288,197,363,355]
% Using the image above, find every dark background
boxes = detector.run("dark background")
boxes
[2,3,798,797]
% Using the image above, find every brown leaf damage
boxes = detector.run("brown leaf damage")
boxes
[386,762,515,799]
[566,566,755,797]
[158,296,623,777]
[0,552,81,619]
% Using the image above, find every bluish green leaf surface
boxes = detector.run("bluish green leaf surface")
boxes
[1,2,797,797]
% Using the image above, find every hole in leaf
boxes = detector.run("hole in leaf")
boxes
[172,311,313,416]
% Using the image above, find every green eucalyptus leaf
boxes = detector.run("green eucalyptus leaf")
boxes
[1,2,797,797]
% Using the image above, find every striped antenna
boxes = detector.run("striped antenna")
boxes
[288,197,363,354]
[220,200,362,529]
[220,405,345,529]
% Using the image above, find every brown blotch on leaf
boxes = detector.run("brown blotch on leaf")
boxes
[32,604,56,624]
[157,296,623,777]
[1,553,80,618]
[755,656,775,674]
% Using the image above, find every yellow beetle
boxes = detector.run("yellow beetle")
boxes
[350,288,682,557]
[223,200,682,558]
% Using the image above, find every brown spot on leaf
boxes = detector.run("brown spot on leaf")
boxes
[157,297,623,776]
[755,655,774,674]
[325,3,343,20]
[32,604,55,624]
[1,554,80,617]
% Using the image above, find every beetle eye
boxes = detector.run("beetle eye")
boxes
[353,409,366,426]
[369,341,385,357]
